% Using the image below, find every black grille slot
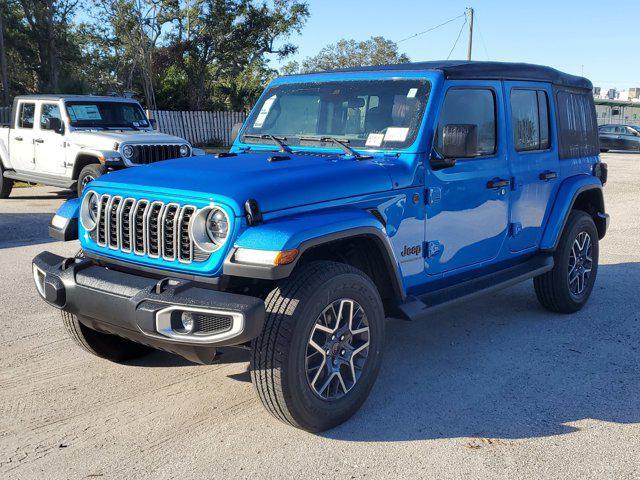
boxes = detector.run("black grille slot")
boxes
[161,204,179,260]
[178,206,195,262]
[96,195,110,246]
[193,313,233,335]
[133,200,149,254]
[130,144,184,164]
[147,203,163,257]
[108,197,122,248]
[121,199,135,251]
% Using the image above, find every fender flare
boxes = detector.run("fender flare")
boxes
[49,198,81,241]
[223,208,406,301]
[73,149,123,178]
[540,175,606,251]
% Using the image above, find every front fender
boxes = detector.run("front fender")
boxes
[49,198,81,241]
[224,207,405,299]
[540,175,604,251]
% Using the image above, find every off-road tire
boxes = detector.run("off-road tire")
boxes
[77,163,105,197]
[250,261,385,432]
[62,311,153,362]
[534,210,599,313]
[0,164,14,198]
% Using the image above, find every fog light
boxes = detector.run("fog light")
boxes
[180,312,195,333]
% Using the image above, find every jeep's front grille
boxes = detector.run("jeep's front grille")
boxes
[91,195,207,264]
[128,144,184,165]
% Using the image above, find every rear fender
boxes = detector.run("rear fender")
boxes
[540,175,606,251]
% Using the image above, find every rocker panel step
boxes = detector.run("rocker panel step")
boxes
[398,255,554,321]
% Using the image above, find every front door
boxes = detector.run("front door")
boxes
[504,83,559,252]
[34,103,68,175]
[425,82,511,276]
[9,101,36,171]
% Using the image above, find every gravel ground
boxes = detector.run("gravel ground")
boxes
[0,153,638,480]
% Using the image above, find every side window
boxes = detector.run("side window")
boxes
[436,88,496,156]
[18,103,36,129]
[40,104,62,130]
[555,90,599,159]
[510,89,550,151]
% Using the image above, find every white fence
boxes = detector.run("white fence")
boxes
[146,110,246,146]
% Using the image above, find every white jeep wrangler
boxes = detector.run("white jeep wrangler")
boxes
[0,95,202,198]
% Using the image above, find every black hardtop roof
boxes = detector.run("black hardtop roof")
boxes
[323,61,592,90]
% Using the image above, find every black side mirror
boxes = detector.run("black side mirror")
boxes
[45,117,64,134]
[231,122,243,143]
[431,124,479,170]
[149,118,157,130]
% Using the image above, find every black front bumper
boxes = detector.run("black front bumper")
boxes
[32,252,265,364]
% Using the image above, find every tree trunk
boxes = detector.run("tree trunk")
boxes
[0,8,10,105]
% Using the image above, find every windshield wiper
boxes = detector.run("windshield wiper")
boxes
[299,136,372,160]
[242,134,292,153]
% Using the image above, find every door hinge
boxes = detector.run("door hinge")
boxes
[424,241,442,258]
[425,187,442,205]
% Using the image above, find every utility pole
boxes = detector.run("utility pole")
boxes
[466,7,474,61]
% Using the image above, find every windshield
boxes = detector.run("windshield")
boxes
[65,101,149,129]
[242,79,430,150]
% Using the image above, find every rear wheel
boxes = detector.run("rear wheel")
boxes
[0,164,13,198]
[77,163,105,197]
[534,210,599,313]
[250,261,385,432]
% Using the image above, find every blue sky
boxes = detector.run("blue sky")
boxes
[273,0,639,90]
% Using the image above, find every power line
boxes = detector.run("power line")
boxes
[474,13,491,60]
[447,17,468,60]
[397,13,466,44]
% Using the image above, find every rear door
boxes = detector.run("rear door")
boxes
[34,102,67,175]
[9,101,36,171]
[504,82,559,252]
[598,125,615,149]
[425,81,511,275]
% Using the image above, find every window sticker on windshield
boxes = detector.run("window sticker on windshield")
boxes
[253,95,276,129]
[366,133,385,147]
[67,105,102,121]
[384,127,409,142]
[407,88,418,98]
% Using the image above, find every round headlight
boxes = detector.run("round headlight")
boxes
[190,206,230,253]
[206,208,229,244]
[122,144,134,159]
[179,144,190,157]
[80,191,99,231]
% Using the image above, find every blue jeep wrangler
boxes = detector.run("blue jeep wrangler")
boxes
[33,61,608,432]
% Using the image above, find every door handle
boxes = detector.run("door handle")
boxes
[34,138,44,144]
[539,170,558,181]
[14,136,23,141]
[487,178,510,189]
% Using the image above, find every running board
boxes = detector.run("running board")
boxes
[398,255,554,321]
[3,170,76,189]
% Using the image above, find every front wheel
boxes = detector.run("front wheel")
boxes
[77,163,105,197]
[250,261,385,432]
[534,210,599,313]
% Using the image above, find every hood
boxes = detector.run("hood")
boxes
[90,151,394,215]
[68,130,189,150]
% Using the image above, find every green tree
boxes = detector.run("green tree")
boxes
[284,36,409,74]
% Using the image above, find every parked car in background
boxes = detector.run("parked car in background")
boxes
[598,124,640,152]
[33,61,608,432]
[0,95,203,198]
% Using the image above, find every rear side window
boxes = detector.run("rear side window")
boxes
[436,88,496,155]
[555,90,599,159]
[510,89,550,151]
[18,103,35,129]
